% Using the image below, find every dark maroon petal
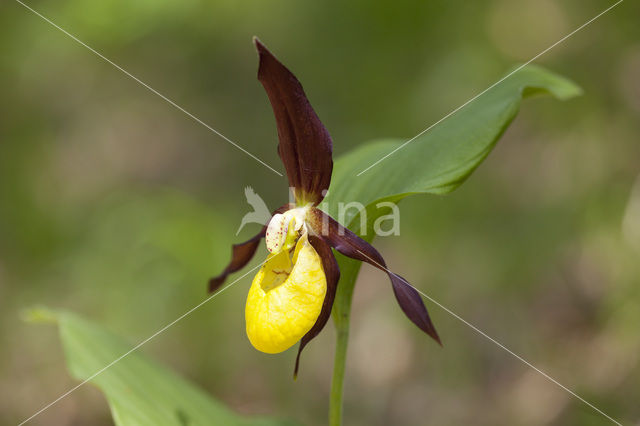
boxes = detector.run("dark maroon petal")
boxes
[308,208,441,345]
[294,235,340,378]
[254,38,333,205]
[389,272,441,344]
[208,204,292,293]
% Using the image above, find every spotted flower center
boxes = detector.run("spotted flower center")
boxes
[265,206,310,254]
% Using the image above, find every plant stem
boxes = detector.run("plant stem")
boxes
[329,323,349,426]
[328,255,361,426]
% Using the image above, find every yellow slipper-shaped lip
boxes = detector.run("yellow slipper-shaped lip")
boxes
[245,234,326,354]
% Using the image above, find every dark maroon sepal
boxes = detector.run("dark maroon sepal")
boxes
[308,208,441,345]
[294,235,340,378]
[254,38,333,205]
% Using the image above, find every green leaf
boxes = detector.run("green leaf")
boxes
[28,309,296,426]
[324,64,581,227]
[323,64,580,336]
[326,67,580,418]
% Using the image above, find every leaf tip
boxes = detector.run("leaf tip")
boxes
[517,64,583,101]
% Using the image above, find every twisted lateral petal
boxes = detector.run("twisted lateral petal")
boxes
[209,204,292,293]
[254,38,333,205]
[294,235,339,378]
[245,234,327,354]
[308,208,441,345]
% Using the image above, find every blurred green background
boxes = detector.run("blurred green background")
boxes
[1,0,639,424]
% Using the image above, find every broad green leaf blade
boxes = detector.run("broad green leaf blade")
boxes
[29,309,295,426]
[324,64,581,227]
[324,65,580,330]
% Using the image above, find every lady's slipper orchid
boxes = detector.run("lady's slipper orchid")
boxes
[210,38,440,375]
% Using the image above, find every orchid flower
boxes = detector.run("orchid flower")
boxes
[209,39,440,376]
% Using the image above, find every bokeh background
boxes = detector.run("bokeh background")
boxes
[1,0,639,424]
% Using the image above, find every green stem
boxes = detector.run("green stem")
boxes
[329,323,349,426]
[328,256,361,426]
